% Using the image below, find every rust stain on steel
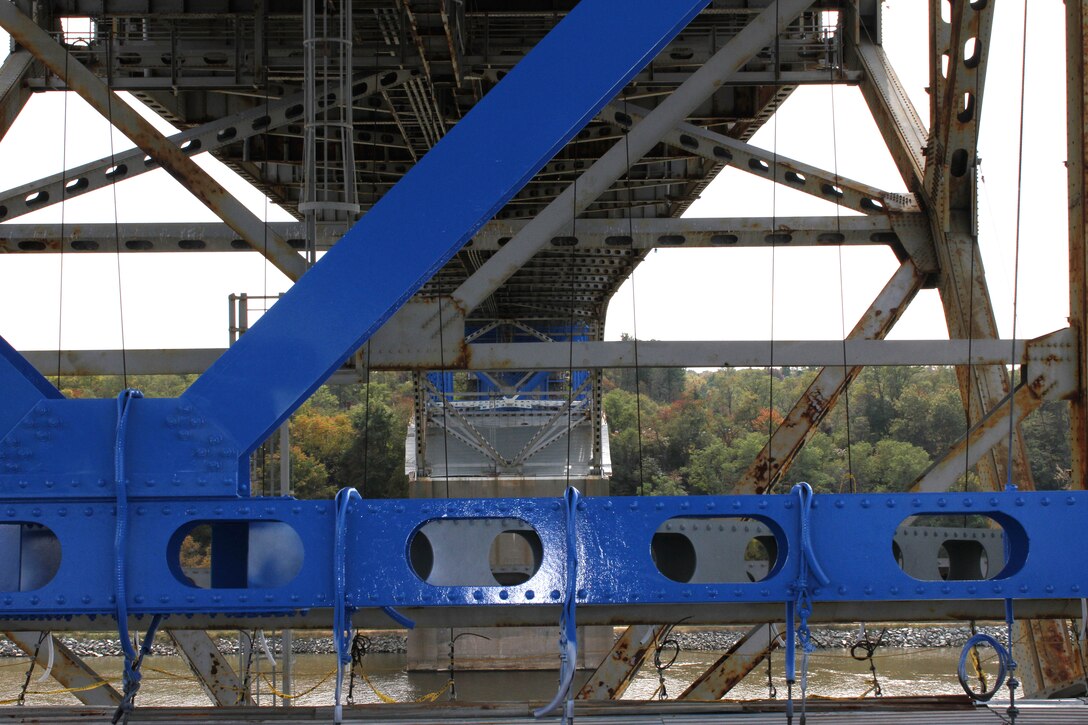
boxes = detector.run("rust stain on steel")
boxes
[1030,620,1083,695]
[679,624,779,700]
[576,625,661,701]
[737,262,924,494]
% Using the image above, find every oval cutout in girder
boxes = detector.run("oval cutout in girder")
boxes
[651,517,782,584]
[409,518,543,586]
[171,520,304,589]
[894,515,1012,582]
[0,523,61,592]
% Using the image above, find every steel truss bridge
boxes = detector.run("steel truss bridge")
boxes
[1,0,1088,721]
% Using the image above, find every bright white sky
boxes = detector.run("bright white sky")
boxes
[0,0,1072,356]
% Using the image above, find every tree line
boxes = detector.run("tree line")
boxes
[58,364,1071,500]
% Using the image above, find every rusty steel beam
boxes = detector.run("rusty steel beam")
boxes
[0,3,307,282]
[679,623,781,701]
[606,100,918,217]
[923,0,1032,496]
[690,263,922,697]
[1068,0,1088,489]
[736,260,925,494]
[4,631,121,706]
[576,625,663,700]
[911,385,1041,493]
[853,36,927,191]
[923,0,1075,695]
[168,630,255,706]
[0,50,36,144]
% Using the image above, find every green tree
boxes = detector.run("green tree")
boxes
[338,400,409,498]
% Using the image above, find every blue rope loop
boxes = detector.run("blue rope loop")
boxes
[331,487,414,723]
[111,389,161,724]
[789,482,828,719]
[958,633,1010,702]
[534,486,581,722]
[333,487,360,724]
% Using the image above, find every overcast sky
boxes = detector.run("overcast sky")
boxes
[0,0,1071,356]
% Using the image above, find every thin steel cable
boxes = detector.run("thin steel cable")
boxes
[623,97,646,496]
[767,0,780,493]
[104,41,129,388]
[564,178,578,491]
[828,14,855,493]
[55,48,72,389]
[1005,0,1030,489]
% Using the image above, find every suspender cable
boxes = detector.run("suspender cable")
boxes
[1005,0,1030,490]
[828,12,855,494]
[104,38,129,389]
[622,96,646,497]
[56,45,71,390]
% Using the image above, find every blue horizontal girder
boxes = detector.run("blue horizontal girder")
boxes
[0,0,1082,630]
[0,491,1076,618]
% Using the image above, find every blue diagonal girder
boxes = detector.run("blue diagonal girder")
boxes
[0,0,711,499]
[182,0,712,457]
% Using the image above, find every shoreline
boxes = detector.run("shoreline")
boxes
[0,625,1010,659]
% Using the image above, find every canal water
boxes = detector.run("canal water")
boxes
[0,647,970,707]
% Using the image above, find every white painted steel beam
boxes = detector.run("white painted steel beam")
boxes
[0,69,412,224]
[0,215,918,254]
[853,36,927,190]
[605,100,917,216]
[21,338,1042,379]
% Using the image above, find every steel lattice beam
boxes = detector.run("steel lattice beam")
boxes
[606,100,918,217]
[451,0,814,315]
[0,69,413,224]
[0,2,308,281]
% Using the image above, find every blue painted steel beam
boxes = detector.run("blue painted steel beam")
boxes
[181,0,711,457]
[0,0,709,500]
[0,491,1079,619]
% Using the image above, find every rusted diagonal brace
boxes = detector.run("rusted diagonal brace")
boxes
[737,259,925,495]
[0,4,306,282]
[670,262,922,700]
[4,631,122,706]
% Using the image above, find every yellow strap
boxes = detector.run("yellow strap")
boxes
[27,680,115,696]
[259,668,336,700]
[359,670,453,704]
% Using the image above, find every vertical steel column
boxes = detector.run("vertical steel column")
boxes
[1068,0,1088,488]
[413,371,429,480]
[302,0,360,265]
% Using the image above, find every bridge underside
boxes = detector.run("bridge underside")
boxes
[0,0,1086,718]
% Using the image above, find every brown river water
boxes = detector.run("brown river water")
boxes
[0,648,971,708]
